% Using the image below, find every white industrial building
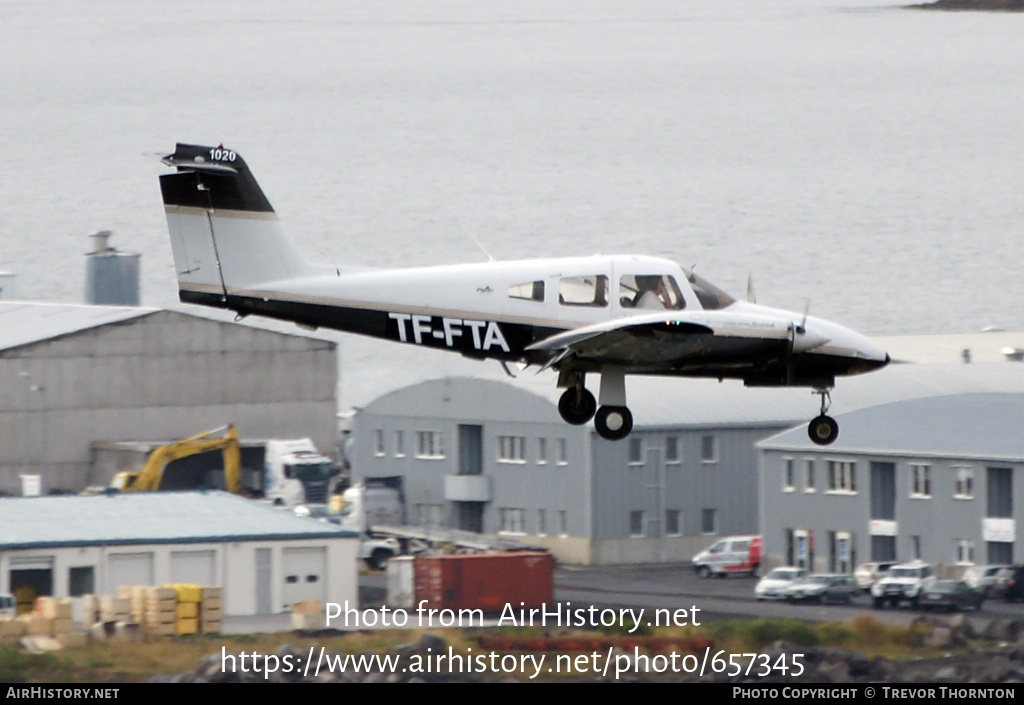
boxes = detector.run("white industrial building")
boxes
[351,362,1024,566]
[0,301,338,495]
[0,491,358,616]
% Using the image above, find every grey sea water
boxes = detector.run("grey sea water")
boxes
[2,0,1022,406]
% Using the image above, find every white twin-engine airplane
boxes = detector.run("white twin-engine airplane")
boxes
[159,143,889,443]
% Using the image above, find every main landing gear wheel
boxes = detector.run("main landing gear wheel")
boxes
[558,387,597,425]
[595,405,633,441]
[808,415,839,445]
[807,388,838,445]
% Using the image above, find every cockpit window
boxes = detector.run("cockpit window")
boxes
[559,275,609,307]
[683,269,736,310]
[619,275,685,310]
[508,280,545,302]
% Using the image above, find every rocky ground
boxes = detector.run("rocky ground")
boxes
[153,615,1024,683]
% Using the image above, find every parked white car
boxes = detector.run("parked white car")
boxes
[871,561,936,608]
[754,567,808,601]
[961,564,1008,596]
[853,561,897,592]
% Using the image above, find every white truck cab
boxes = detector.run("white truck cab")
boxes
[264,439,334,507]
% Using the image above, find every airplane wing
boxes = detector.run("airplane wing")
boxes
[527,315,715,368]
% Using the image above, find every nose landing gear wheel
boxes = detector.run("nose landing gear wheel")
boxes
[808,414,839,445]
[595,405,633,441]
[558,387,597,425]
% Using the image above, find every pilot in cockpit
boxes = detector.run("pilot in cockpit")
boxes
[633,275,671,310]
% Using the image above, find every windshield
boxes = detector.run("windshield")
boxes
[682,269,736,310]
[286,461,333,481]
[766,569,800,580]
[890,567,922,578]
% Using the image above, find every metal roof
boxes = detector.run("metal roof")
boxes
[0,301,157,352]
[0,301,339,353]
[0,491,354,550]
[758,392,1024,460]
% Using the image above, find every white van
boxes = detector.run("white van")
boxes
[692,535,762,578]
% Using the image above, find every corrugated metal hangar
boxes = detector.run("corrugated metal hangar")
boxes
[0,491,358,616]
[0,301,337,495]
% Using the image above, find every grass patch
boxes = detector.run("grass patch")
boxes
[0,618,957,682]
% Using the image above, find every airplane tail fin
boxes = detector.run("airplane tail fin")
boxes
[159,143,315,308]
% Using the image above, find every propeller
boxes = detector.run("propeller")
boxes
[784,300,829,384]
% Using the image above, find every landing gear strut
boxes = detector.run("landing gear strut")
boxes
[808,389,838,445]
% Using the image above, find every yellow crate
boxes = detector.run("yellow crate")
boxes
[176,602,198,620]
[167,584,202,603]
[175,618,199,636]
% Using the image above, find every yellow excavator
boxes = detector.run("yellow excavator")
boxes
[109,425,242,493]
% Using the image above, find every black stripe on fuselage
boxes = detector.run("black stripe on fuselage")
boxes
[180,288,868,384]
[179,289,558,362]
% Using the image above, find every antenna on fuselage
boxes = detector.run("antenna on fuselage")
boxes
[452,217,496,262]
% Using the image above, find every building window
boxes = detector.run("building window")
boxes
[497,435,526,463]
[701,508,717,535]
[955,539,975,564]
[394,430,404,457]
[630,510,645,537]
[988,541,1014,565]
[416,504,442,527]
[537,509,547,536]
[558,510,568,536]
[665,509,681,536]
[665,436,680,464]
[557,439,568,466]
[69,567,94,597]
[416,430,444,459]
[537,438,547,465]
[804,459,815,492]
[374,429,385,457]
[783,458,795,492]
[499,508,526,534]
[954,466,974,499]
[827,460,856,493]
[910,463,931,498]
[628,438,643,465]
[911,535,922,560]
[701,435,717,464]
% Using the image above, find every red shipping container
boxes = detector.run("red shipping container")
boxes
[414,552,554,613]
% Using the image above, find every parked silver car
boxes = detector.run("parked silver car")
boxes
[783,574,860,605]
[754,567,808,601]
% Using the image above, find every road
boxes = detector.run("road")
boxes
[224,563,1024,634]
[553,564,1024,627]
